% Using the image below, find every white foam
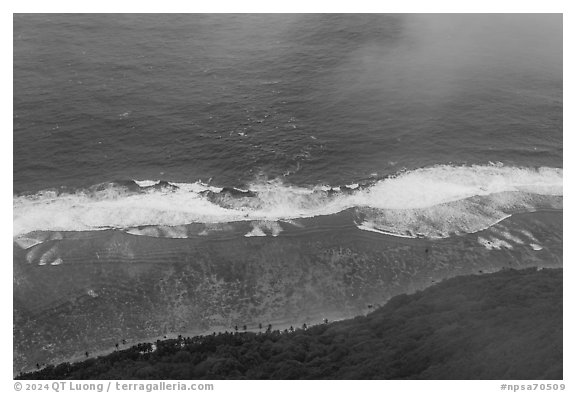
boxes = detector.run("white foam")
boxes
[244,226,266,237]
[489,236,514,250]
[51,258,63,266]
[357,197,513,239]
[26,246,43,264]
[356,165,562,210]
[170,181,223,194]
[267,222,283,236]
[478,236,496,250]
[13,165,562,240]
[244,221,283,237]
[477,236,514,250]
[158,225,189,238]
[490,227,525,245]
[530,243,543,251]
[281,219,304,228]
[39,246,59,265]
[356,223,416,238]
[126,227,161,237]
[14,231,63,249]
[198,223,234,236]
[519,229,540,243]
[87,289,98,298]
[133,180,157,187]
[14,237,43,249]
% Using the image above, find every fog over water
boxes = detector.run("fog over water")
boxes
[12,14,563,375]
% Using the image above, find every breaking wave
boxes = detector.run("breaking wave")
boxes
[13,164,562,242]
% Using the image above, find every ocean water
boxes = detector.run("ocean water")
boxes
[13,14,563,371]
[13,14,562,242]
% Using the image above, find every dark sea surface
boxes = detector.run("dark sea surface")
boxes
[13,14,563,373]
[14,14,562,188]
[13,14,562,239]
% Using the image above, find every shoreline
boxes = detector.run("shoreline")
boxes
[24,315,346,376]
[14,210,563,375]
[18,266,563,380]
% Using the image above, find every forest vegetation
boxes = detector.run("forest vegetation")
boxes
[18,267,562,380]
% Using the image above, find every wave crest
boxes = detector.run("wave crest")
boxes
[13,164,562,240]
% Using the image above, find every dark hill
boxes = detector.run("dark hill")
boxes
[18,267,562,380]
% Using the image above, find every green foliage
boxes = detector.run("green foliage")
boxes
[18,267,562,380]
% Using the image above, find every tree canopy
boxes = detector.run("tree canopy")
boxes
[18,267,562,380]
